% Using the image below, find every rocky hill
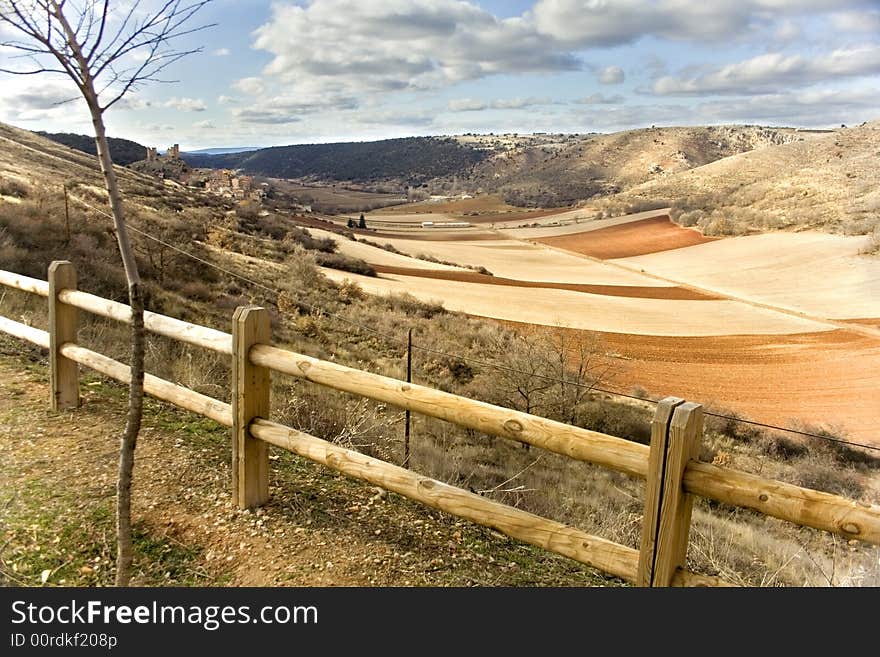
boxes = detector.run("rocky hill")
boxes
[452,125,815,207]
[592,121,879,236]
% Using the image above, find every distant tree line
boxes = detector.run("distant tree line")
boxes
[37,131,147,166]
[181,137,490,185]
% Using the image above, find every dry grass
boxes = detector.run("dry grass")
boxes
[2,124,878,587]
[3,252,878,586]
[594,123,880,236]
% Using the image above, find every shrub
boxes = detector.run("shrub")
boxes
[581,401,651,444]
[179,280,213,301]
[706,409,764,443]
[314,252,375,276]
[283,226,337,253]
[794,463,864,499]
[0,178,28,198]
[760,434,809,460]
[383,292,445,319]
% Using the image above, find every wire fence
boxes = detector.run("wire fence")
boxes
[69,196,880,454]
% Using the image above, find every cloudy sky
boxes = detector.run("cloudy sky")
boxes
[1,0,878,149]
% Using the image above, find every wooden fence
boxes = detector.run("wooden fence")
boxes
[1,262,879,587]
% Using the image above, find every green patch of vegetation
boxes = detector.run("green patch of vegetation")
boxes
[0,481,211,587]
[36,131,147,166]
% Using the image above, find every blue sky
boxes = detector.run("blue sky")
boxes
[1,0,879,149]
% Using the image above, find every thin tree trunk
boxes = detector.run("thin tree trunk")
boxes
[5,0,209,589]
[87,105,145,587]
[68,55,145,587]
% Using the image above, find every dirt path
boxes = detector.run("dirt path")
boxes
[0,347,614,587]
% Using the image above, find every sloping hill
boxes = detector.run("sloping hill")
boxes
[37,130,147,166]
[595,121,880,236]
[458,125,811,207]
[181,136,490,186]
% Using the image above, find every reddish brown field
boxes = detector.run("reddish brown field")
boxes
[373,265,718,300]
[535,216,716,259]
[498,319,880,445]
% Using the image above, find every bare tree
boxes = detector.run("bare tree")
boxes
[482,326,556,420]
[479,324,612,429]
[0,0,213,585]
[540,326,611,426]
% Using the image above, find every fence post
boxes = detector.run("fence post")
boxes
[403,326,412,467]
[638,398,703,586]
[232,306,270,509]
[48,260,79,411]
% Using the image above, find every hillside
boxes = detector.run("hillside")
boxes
[594,121,880,237]
[1,121,878,588]
[37,130,147,166]
[181,136,490,186]
[452,125,814,207]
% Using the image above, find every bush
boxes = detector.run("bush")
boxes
[283,226,337,253]
[581,401,651,444]
[382,292,445,319]
[794,463,864,499]
[0,178,28,198]
[706,409,764,443]
[760,434,809,460]
[314,252,375,276]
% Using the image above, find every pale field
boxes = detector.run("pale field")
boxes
[366,236,674,286]
[313,215,880,442]
[617,232,880,320]
[320,269,830,337]
[308,228,467,271]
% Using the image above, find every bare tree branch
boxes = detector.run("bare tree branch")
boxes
[0,0,214,588]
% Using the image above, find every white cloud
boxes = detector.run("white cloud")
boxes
[773,19,802,42]
[598,66,625,84]
[490,97,552,109]
[233,77,266,96]
[230,109,302,125]
[8,85,79,110]
[448,98,487,112]
[249,0,579,102]
[355,110,435,127]
[0,80,89,125]
[217,95,239,105]
[162,97,207,112]
[696,87,880,125]
[116,96,152,111]
[448,96,553,112]
[230,91,360,124]
[532,0,865,46]
[193,120,215,129]
[212,48,231,56]
[653,44,880,95]
[831,10,880,34]
[577,93,626,105]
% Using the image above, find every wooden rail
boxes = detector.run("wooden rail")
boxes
[2,262,879,587]
[58,288,233,355]
[251,343,650,478]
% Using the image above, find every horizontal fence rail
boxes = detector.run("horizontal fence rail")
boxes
[2,263,879,587]
[58,288,234,355]
[251,343,650,478]
[0,270,49,297]
[0,316,50,349]
[59,343,233,427]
